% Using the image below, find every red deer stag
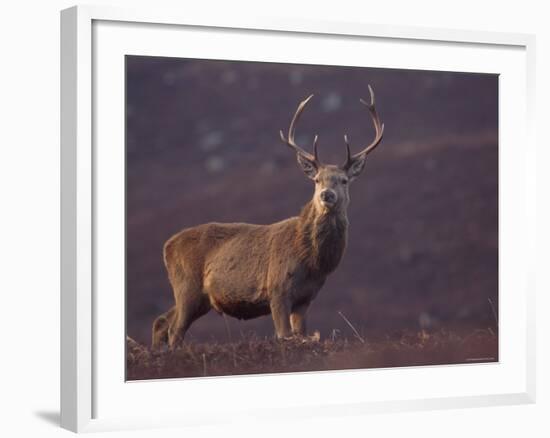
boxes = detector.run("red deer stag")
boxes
[152,85,385,349]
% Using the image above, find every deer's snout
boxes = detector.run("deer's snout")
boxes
[319,189,337,205]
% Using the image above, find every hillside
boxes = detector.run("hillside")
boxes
[126,56,498,346]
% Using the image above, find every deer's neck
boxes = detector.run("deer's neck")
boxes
[296,200,348,275]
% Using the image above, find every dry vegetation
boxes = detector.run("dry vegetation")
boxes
[127,328,497,380]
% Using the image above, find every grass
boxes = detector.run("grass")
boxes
[126,327,498,380]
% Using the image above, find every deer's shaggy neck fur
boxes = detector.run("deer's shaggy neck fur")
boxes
[295,200,349,275]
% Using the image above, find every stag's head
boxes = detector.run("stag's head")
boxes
[280,85,385,215]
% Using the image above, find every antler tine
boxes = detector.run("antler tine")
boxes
[343,134,352,166]
[313,134,319,162]
[279,94,318,163]
[344,85,385,169]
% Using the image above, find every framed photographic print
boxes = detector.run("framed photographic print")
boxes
[60,5,536,433]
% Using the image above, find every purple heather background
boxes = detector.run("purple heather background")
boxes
[126,56,498,344]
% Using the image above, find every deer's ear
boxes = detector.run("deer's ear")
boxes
[346,154,367,181]
[296,153,318,179]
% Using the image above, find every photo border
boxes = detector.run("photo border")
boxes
[60,5,536,432]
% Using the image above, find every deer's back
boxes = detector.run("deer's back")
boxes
[163,219,297,281]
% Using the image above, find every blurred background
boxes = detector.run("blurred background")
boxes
[126,55,498,344]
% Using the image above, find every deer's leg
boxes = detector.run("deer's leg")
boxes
[168,285,211,349]
[290,303,309,336]
[151,306,175,349]
[167,311,188,349]
[270,296,292,339]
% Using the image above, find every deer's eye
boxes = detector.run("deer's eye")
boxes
[314,177,320,184]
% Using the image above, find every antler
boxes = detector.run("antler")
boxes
[343,85,385,169]
[279,94,320,164]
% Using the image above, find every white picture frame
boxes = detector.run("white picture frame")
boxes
[60,4,536,433]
